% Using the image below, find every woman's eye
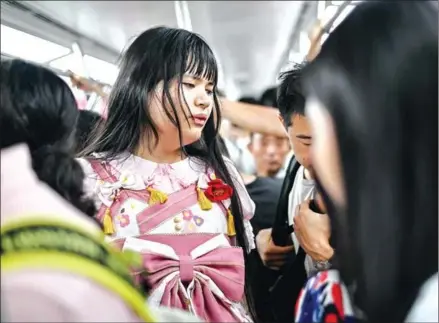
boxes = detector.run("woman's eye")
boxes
[183,82,195,88]
[206,89,213,95]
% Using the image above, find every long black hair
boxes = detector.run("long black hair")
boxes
[303,2,438,321]
[0,59,96,219]
[79,26,256,318]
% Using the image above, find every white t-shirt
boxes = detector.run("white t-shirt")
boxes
[405,272,438,322]
[287,165,317,276]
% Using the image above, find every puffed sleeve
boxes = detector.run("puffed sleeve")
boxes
[224,157,256,252]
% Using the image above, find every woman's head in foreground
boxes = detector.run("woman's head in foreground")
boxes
[0,59,96,218]
[83,26,220,159]
[303,1,438,321]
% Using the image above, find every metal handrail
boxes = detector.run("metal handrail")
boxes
[306,0,352,61]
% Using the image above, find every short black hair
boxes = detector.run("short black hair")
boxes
[277,62,307,127]
[260,87,278,107]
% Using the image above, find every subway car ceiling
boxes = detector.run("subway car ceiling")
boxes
[1,1,357,99]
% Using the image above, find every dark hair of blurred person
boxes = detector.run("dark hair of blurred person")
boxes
[299,1,438,321]
[238,96,260,106]
[75,110,104,154]
[260,87,278,107]
[0,59,96,219]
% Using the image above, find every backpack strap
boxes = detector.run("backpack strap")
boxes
[271,156,301,246]
[1,216,157,322]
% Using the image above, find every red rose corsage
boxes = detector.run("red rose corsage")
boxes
[204,179,233,202]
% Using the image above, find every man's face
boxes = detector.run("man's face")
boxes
[286,113,313,171]
[248,133,290,177]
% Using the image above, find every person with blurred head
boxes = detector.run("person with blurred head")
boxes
[0,59,96,219]
[244,129,290,322]
[243,128,291,233]
[0,58,146,322]
[295,2,438,322]
[247,131,290,178]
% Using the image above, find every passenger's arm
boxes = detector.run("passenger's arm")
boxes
[220,99,286,137]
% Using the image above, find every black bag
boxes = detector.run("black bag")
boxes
[269,156,308,323]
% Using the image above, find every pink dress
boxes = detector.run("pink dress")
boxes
[78,152,256,322]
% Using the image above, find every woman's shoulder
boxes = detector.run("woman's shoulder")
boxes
[76,152,132,176]
[76,153,130,198]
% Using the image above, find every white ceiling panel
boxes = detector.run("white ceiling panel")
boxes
[13,0,310,98]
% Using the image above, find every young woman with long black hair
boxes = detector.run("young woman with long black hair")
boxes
[78,26,256,322]
[294,1,438,322]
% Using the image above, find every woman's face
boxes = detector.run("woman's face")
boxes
[305,97,346,207]
[148,73,215,149]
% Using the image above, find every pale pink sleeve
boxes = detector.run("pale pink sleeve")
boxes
[76,157,102,209]
[224,157,256,251]
[3,271,141,322]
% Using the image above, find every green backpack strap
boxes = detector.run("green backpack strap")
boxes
[1,215,156,322]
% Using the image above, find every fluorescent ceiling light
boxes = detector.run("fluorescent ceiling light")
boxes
[331,0,363,5]
[0,25,70,63]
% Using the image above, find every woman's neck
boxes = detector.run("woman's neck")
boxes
[134,142,185,164]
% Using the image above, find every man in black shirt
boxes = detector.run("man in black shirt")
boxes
[244,131,290,231]
[243,131,290,322]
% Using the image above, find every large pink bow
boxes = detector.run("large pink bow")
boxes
[141,246,245,321]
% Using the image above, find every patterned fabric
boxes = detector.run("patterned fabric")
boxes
[295,270,356,323]
[77,153,256,322]
[78,153,255,250]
